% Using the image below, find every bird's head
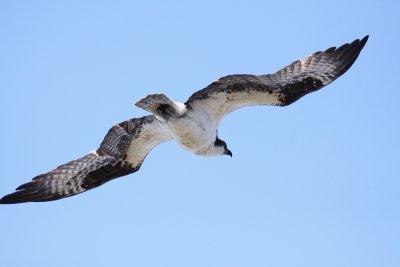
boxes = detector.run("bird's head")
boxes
[214,137,232,157]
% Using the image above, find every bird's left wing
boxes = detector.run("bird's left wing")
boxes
[0,115,171,204]
[185,36,368,122]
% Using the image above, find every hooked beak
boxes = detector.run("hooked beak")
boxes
[224,149,233,157]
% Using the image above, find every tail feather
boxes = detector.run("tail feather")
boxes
[135,94,173,112]
[135,94,183,120]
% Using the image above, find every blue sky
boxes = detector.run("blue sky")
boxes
[0,1,399,266]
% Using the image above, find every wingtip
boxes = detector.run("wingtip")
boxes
[344,35,369,51]
[0,195,21,204]
[360,34,369,46]
[0,189,34,204]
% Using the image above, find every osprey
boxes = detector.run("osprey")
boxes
[0,36,368,204]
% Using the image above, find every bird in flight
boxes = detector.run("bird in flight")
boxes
[0,36,368,204]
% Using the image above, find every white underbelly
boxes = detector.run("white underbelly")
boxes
[166,112,217,155]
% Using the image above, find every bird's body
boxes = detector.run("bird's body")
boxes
[0,36,369,204]
[160,102,220,156]
[168,112,218,156]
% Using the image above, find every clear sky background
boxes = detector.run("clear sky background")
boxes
[0,1,399,266]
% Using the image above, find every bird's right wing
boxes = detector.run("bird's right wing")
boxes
[185,36,368,122]
[0,115,171,204]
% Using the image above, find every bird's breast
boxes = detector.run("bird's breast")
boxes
[166,111,217,155]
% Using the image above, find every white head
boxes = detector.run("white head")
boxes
[205,137,232,157]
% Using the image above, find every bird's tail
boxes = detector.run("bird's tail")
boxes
[135,94,184,120]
